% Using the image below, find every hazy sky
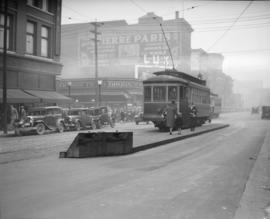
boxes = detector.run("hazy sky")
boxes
[61,0,270,88]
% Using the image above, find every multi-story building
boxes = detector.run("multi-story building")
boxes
[191,49,234,109]
[234,80,264,109]
[0,0,69,107]
[58,11,193,107]
[56,78,143,108]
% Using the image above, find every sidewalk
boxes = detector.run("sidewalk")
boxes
[132,123,229,152]
[234,129,270,219]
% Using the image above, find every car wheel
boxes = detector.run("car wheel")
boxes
[96,120,101,129]
[57,122,65,133]
[36,123,45,135]
[15,128,21,136]
[75,121,81,131]
[91,121,96,130]
[57,122,64,133]
[110,121,115,128]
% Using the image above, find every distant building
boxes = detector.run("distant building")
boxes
[56,78,143,108]
[58,11,193,107]
[261,88,270,106]
[234,80,264,108]
[0,0,70,107]
[61,11,193,80]
[191,49,234,109]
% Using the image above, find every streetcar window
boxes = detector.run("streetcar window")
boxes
[144,86,151,101]
[168,86,177,101]
[180,86,186,99]
[153,86,166,102]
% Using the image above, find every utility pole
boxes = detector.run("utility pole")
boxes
[2,0,8,134]
[90,22,103,107]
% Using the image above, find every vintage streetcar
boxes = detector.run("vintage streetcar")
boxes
[142,69,211,130]
[210,93,222,118]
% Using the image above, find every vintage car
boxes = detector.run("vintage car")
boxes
[14,106,67,135]
[134,112,149,125]
[92,106,115,128]
[66,108,97,130]
[261,106,270,119]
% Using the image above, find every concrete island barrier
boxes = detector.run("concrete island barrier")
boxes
[59,132,133,158]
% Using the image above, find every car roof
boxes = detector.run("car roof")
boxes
[69,108,88,111]
[28,106,62,111]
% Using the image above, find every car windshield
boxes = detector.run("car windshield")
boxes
[68,110,80,115]
[45,108,62,115]
[28,110,46,116]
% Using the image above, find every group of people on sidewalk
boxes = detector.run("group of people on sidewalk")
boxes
[0,105,27,130]
[163,100,197,135]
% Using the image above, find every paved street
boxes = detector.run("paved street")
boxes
[0,112,269,219]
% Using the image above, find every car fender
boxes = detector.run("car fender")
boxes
[34,121,50,130]
[56,118,66,127]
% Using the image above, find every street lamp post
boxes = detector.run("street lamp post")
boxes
[98,80,102,106]
[67,81,72,97]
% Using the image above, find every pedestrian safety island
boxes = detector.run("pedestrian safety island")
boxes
[59,132,133,158]
[59,123,229,158]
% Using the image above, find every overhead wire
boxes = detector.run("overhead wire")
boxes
[206,1,254,52]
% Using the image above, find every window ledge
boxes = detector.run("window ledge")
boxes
[26,4,54,16]
[24,53,55,62]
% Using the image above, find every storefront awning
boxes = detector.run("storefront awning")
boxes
[25,90,72,103]
[0,89,39,103]
[70,91,129,103]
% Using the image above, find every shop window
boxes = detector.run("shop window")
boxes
[153,86,166,102]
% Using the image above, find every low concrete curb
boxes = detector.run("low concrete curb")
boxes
[234,130,270,219]
[133,124,229,153]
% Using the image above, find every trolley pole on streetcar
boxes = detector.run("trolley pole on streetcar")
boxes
[90,21,103,107]
[2,0,8,134]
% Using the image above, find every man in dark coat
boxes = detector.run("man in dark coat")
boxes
[165,100,177,135]
[175,112,183,135]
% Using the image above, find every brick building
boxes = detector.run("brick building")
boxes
[0,0,70,107]
[58,11,193,107]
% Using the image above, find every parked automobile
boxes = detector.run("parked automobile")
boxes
[251,106,260,114]
[134,112,149,125]
[92,106,114,128]
[14,106,67,135]
[66,108,97,130]
[261,106,270,119]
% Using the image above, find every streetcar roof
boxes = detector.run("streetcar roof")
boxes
[150,69,206,86]
[143,75,188,84]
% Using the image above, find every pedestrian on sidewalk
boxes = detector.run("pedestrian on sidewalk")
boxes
[165,100,177,135]
[189,103,197,131]
[10,105,18,129]
[20,105,27,121]
[175,112,183,135]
